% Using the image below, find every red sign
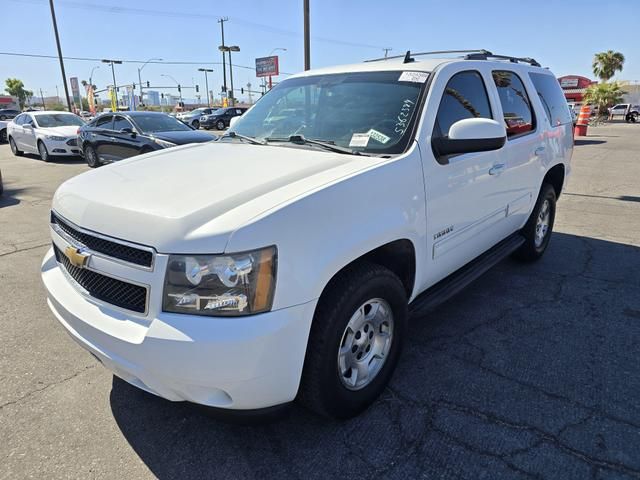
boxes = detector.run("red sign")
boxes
[255,56,279,77]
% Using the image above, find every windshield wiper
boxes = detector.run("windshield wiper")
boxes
[219,131,266,145]
[265,135,370,156]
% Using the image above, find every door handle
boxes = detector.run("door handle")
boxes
[534,146,545,156]
[489,163,506,175]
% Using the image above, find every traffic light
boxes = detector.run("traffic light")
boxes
[161,93,164,99]
[195,84,199,93]
[241,88,244,94]
[178,85,182,93]
[147,81,150,88]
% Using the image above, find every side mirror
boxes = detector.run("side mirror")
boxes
[120,127,136,137]
[432,118,506,157]
[23,122,34,129]
[229,116,240,129]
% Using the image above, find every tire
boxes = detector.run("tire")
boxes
[298,261,408,419]
[628,113,638,123]
[38,141,50,162]
[0,128,6,143]
[84,144,100,168]
[0,115,6,121]
[9,137,23,156]
[192,120,200,129]
[216,120,225,130]
[513,183,556,262]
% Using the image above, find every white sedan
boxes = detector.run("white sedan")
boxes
[7,111,85,162]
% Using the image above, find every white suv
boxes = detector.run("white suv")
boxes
[42,50,573,419]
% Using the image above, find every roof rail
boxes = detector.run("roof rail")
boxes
[364,49,491,63]
[464,52,541,67]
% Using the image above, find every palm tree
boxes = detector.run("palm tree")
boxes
[592,50,625,82]
[583,82,625,121]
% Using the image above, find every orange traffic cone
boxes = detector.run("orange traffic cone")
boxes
[574,104,591,136]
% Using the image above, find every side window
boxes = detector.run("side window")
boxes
[95,115,113,129]
[433,70,493,138]
[113,116,134,131]
[492,70,535,137]
[14,114,25,125]
[24,115,34,126]
[529,73,572,127]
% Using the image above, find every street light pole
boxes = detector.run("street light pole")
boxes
[228,46,239,106]
[102,59,122,107]
[218,17,229,94]
[137,57,162,108]
[198,68,214,107]
[161,74,182,104]
[48,0,72,112]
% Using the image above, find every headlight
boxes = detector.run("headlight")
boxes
[163,246,277,316]
[46,135,66,141]
[154,138,177,148]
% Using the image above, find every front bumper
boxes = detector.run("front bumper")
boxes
[41,247,317,410]
[44,138,80,155]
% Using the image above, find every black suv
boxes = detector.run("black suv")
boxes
[200,107,247,130]
[0,109,20,120]
[78,111,213,167]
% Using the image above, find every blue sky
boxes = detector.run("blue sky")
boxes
[2,0,639,103]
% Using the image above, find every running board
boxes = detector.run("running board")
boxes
[409,233,525,316]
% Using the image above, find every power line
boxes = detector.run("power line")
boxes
[10,0,387,51]
[0,51,293,75]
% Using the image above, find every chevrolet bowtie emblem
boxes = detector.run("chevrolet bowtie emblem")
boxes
[64,246,90,269]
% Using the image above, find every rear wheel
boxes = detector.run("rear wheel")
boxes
[9,137,23,156]
[0,128,6,143]
[513,183,556,262]
[38,141,50,162]
[84,144,100,168]
[298,262,408,419]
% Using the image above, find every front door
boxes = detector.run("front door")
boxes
[419,66,512,286]
[109,116,144,160]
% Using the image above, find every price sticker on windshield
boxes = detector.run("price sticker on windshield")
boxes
[398,71,429,83]
[349,133,371,148]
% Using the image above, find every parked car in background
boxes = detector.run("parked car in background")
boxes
[43,52,573,419]
[7,111,84,161]
[0,120,8,143]
[200,107,247,130]
[0,109,21,120]
[78,111,213,167]
[176,107,217,129]
[608,104,640,122]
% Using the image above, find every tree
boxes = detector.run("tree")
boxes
[592,50,625,82]
[584,82,625,120]
[4,78,33,109]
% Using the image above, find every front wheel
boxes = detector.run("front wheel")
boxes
[192,120,200,129]
[216,120,225,130]
[84,144,100,168]
[38,141,50,162]
[0,128,6,143]
[298,262,408,419]
[513,183,556,262]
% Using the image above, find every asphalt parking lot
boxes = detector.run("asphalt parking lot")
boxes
[1,124,639,479]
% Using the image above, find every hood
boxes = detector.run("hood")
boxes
[52,142,375,253]
[151,130,213,145]
[37,125,79,137]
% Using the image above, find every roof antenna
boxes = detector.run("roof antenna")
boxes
[403,50,414,63]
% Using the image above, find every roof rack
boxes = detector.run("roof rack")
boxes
[365,49,490,63]
[464,51,541,67]
[365,49,541,67]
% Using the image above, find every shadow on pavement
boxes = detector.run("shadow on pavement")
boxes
[574,139,606,146]
[23,153,85,164]
[110,232,640,479]
[564,192,640,203]
[0,185,25,208]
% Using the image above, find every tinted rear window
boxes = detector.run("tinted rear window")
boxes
[529,73,572,127]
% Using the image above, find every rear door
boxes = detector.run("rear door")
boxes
[490,69,544,232]
[21,114,38,153]
[10,114,25,147]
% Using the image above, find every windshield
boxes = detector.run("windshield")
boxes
[231,71,427,154]
[35,114,84,128]
[131,114,193,133]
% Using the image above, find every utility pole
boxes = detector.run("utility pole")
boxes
[218,17,229,93]
[383,48,392,58]
[303,0,310,70]
[40,89,46,109]
[48,0,72,112]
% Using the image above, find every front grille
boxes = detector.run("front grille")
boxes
[66,138,78,146]
[51,212,153,268]
[53,244,147,313]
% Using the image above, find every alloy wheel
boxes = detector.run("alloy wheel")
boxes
[535,199,550,247]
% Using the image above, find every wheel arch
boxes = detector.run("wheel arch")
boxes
[543,163,565,199]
